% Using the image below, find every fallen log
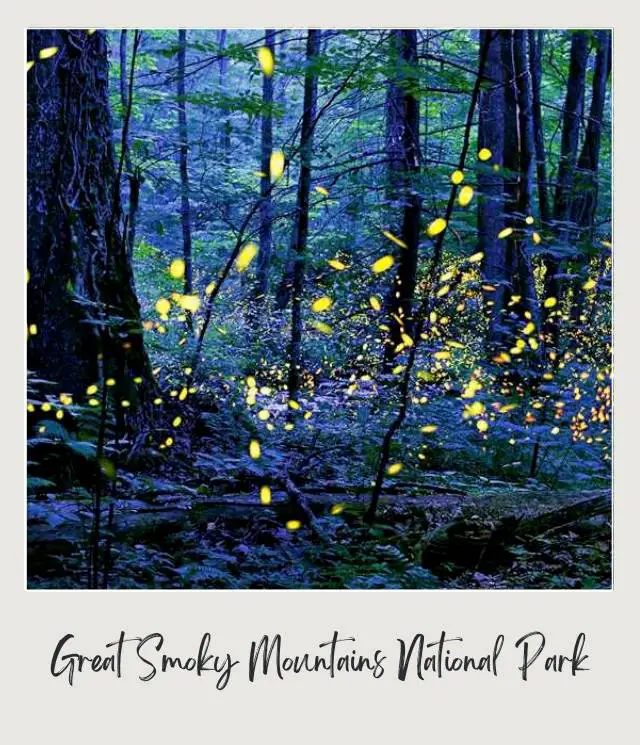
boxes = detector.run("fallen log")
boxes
[422,491,611,573]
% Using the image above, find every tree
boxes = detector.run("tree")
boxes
[528,30,551,224]
[27,30,154,419]
[382,30,422,363]
[286,30,321,398]
[119,30,143,260]
[477,29,507,348]
[177,29,194,333]
[569,30,612,321]
[500,30,539,334]
[255,29,276,302]
[543,31,590,345]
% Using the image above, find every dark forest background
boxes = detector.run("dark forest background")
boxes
[26,29,612,589]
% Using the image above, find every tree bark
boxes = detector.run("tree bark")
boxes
[569,31,611,322]
[528,30,551,224]
[286,30,321,398]
[499,30,540,345]
[255,29,275,302]
[382,30,422,364]
[27,30,154,420]
[177,29,194,333]
[543,31,590,345]
[478,29,507,348]
[119,30,142,261]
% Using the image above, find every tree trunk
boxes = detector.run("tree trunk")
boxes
[27,30,154,418]
[569,30,611,322]
[255,29,275,302]
[120,30,142,261]
[543,31,590,345]
[286,30,320,398]
[382,30,421,364]
[217,30,231,159]
[477,30,507,349]
[500,30,540,338]
[528,30,551,224]
[177,29,194,333]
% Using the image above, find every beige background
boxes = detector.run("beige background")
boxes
[4,3,637,742]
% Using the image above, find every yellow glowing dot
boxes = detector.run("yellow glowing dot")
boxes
[383,230,408,249]
[169,259,185,279]
[478,148,492,161]
[236,242,259,272]
[56,410,64,420]
[260,485,272,505]
[477,420,489,433]
[311,296,333,313]
[525,215,534,225]
[105,378,116,387]
[371,255,394,274]
[249,439,261,459]
[286,520,301,531]
[532,232,542,245]
[86,384,98,395]
[38,47,59,60]
[331,503,346,515]
[155,298,170,315]
[451,170,464,185]
[121,400,130,408]
[427,218,447,237]
[178,294,201,313]
[257,409,270,421]
[498,227,513,239]
[257,46,274,77]
[172,416,182,427]
[387,462,403,476]
[88,398,100,407]
[327,259,346,270]
[270,150,285,181]
[27,404,35,413]
[29,323,38,336]
[458,185,474,207]
[544,297,557,309]
[154,398,163,405]
[41,402,52,412]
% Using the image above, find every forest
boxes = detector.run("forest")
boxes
[26,28,612,589]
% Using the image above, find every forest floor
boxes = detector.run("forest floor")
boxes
[27,415,612,589]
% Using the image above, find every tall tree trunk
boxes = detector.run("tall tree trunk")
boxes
[27,30,153,417]
[255,29,275,302]
[382,30,421,364]
[570,30,612,321]
[217,29,232,158]
[477,29,507,349]
[500,30,541,344]
[177,29,194,333]
[543,31,590,345]
[119,30,142,260]
[528,30,551,224]
[286,30,320,398]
